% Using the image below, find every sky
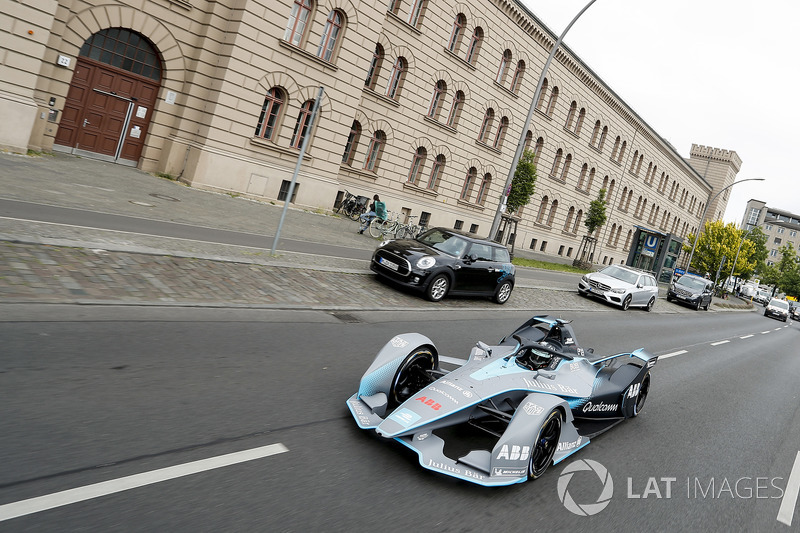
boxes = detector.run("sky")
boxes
[519,0,800,224]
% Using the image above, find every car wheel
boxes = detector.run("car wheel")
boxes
[494,281,513,304]
[389,347,437,408]
[695,300,702,311]
[621,295,632,311]
[645,296,655,312]
[631,373,651,417]
[425,274,449,302]
[704,300,710,311]
[666,295,672,303]
[528,409,562,480]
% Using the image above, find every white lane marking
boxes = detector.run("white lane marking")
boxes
[659,350,687,359]
[710,340,730,346]
[0,443,288,523]
[740,335,754,339]
[761,331,771,334]
[775,328,783,331]
[439,355,468,366]
[777,451,800,526]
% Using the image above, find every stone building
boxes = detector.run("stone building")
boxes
[2,0,741,268]
[741,200,800,266]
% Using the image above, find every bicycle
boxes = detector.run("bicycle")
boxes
[394,216,428,239]
[335,190,369,220]
[368,211,401,239]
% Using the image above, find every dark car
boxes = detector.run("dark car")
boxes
[666,273,714,311]
[370,227,515,303]
[764,298,790,322]
[791,303,800,320]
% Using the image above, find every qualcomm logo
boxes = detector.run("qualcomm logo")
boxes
[557,459,614,516]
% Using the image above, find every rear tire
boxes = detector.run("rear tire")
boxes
[389,347,437,408]
[645,296,655,312]
[425,274,450,302]
[528,409,562,480]
[494,281,513,304]
[631,373,651,416]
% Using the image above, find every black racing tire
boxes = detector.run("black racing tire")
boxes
[631,373,651,417]
[425,274,450,302]
[645,296,655,312]
[494,281,513,304]
[621,295,632,311]
[389,347,437,408]
[528,409,562,480]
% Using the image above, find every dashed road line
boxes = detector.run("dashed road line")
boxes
[710,340,730,346]
[659,350,688,359]
[777,451,800,526]
[761,331,771,334]
[0,443,289,523]
[740,335,754,339]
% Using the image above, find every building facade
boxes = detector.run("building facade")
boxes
[2,0,741,267]
[741,200,800,266]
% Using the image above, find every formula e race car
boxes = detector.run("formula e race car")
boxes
[346,316,657,486]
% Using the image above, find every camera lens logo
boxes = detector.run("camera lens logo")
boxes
[557,459,614,516]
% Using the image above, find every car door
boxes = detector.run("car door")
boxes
[631,274,648,306]
[455,242,496,292]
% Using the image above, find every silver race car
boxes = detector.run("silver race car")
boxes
[347,316,657,486]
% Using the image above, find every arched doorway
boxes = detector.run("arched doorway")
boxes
[54,28,162,166]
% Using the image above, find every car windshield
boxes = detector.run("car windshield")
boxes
[417,229,469,258]
[678,277,707,291]
[770,300,789,310]
[599,265,638,285]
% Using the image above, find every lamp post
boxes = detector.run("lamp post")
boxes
[489,0,599,240]
[729,226,754,295]
[685,177,765,273]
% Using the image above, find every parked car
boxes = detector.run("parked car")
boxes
[370,227,515,303]
[666,273,714,311]
[764,298,790,322]
[578,265,659,311]
[790,303,800,320]
[753,291,771,306]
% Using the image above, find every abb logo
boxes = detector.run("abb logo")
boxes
[415,396,442,410]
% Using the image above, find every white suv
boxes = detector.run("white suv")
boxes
[578,265,659,311]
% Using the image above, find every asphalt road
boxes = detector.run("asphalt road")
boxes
[1,305,798,532]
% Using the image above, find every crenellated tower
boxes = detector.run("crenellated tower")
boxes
[686,144,743,223]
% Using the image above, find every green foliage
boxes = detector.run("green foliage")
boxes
[512,256,591,274]
[683,220,759,280]
[506,149,537,214]
[584,188,607,235]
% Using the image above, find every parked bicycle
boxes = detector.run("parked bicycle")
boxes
[368,211,401,239]
[334,190,369,220]
[394,215,426,239]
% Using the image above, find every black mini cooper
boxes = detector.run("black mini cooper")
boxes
[370,227,515,303]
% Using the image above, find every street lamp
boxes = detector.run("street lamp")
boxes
[729,226,754,294]
[489,0,599,240]
[685,177,765,273]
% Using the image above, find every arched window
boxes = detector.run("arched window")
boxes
[493,116,508,149]
[428,154,445,190]
[254,87,284,141]
[550,149,563,178]
[341,120,361,165]
[577,164,588,190]
[598,126,608,152]
[408,0,427,28]
[476,173,491,205]
[478,108,494,143]
[586,168,595,192]
[573,209,583,234]
[461,167,477,200]
[559,153,572,182]
[564,206,575,232]
[547,200,559,226]
[537,196,549,223]
[408,147,427,184]
[317,10,343,61]
[446,90,465,127]
[545,86,559,116]
[284,0,313,47]
[448,14,466,53]
[607,179,616,200]
[495,49,512,84]
[510,61,525,93]
[619,187,629,209]
[523,130,533,152]
[565,101,577,130]
[79,29,162,81]
[624,229,633,250]
[365,44,384,89]
[427,80,447,119]
[590,121,602,146]
[625,190,633,211]
[363,130,385,172]
[387,0,400,15]
[575,108,586,135]
[465,27,483,65]
[536,79,549,110]
[386,57,406,100]
[611,137,621,160]
[290,99,316,149]
[607,224,617,245]
[533,137,544,164]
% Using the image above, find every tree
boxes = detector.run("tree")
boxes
[742,226,768,279]
[773,243,800,296]
[683,220,757,280]
[584,188,607,236]
[506,149,537,214]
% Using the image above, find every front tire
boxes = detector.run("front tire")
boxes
[645,296,655,312]
[368,218,384,238]
[621,295,632,311]
[631,373,650,417]
[528,409,562,480]
[425,274,450,302]
[494,281,513,304]
[389,347,437,408]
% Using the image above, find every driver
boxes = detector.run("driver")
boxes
[518,346,553,371]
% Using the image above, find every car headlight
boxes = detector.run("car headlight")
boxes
[611,288,626,294]
[581,275,589,283]
[691,294,701,299]
[416,256,436,269]
[378,239,393,247]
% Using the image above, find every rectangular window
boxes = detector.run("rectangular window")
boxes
[567,247,573,257]
[278,180,299,203]
[775,238,782,245]
[540,241,547,252]
[469,224,479,234]
[558,245,564,256]
[419,211,431,229]
[777,227,785,234]
[454,220,463,230]
[530,238,537,250]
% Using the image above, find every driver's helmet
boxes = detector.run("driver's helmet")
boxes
[526,346,552,370]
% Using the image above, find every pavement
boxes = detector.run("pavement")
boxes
[0,151,754,313]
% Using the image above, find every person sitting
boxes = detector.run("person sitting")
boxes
[358,194,386,233]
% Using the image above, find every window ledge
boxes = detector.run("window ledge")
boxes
[249,137,313,159]
[492,80,519,99]
[443,48,478,71]
[475,140,501,155]
[339,165,378,181]
[278,40,339,72]
[456,199,485,211]
[387,11,423,35]
[534,222,552,230]
[423,115,457,133]
[403,181,439,198]
[363,87,401,107]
